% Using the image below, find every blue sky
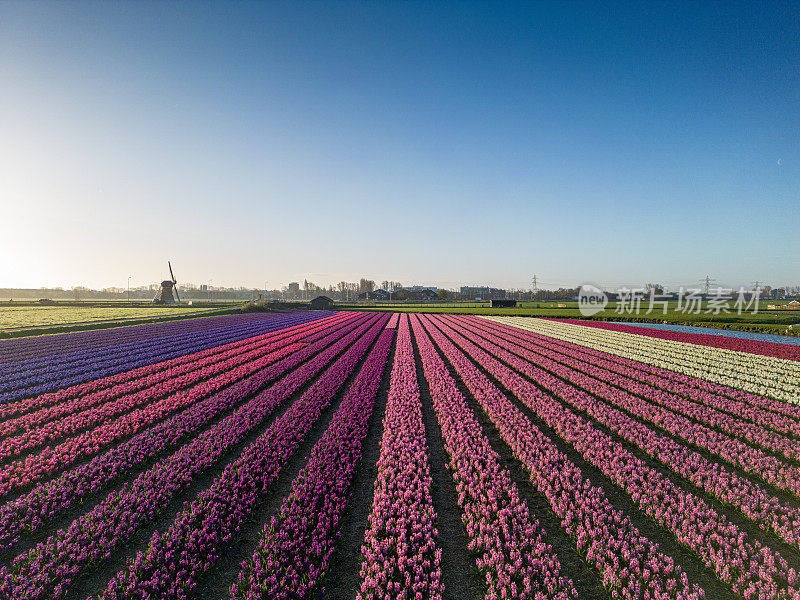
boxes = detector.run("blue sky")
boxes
[1,1,797,291]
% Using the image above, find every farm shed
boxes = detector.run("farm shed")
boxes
[310,295,335,310]
[490,299,517,308]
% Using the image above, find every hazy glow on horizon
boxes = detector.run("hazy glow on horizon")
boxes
[1,1,798,291]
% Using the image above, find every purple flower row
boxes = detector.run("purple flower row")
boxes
[357,314,444,600]
[230,327,394,599]
[93,313,388,600]
[0,311,292,365]
[0,313,368,552]
[0,314,345,443]
[417,314,702,600]
[459,316,800,550]
[430,316,796,599]
[410,315,576,600]
[470,317,800,439]
[0,314,384,600]
[0,316,363,498]
[0,312,341,423]
[0,312,329,404]
[0,315,266,386]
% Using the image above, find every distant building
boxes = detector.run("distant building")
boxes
[309,295,335,310]
[288,282,300,294]
[460,286,507,300]
[790,300,800,310]
[393,288,438,301]
[358,289,391,301]
[404,285,438,293]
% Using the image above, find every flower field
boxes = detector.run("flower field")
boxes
[0,306,221,331]
[0,311,798,600]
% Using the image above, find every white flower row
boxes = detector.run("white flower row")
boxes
[482,317,800,403]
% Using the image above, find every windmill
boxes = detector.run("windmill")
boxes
[152,261,181,305]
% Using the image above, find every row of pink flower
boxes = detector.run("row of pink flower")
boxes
[0,312,290,379]
[492,318,800,424]
[357,314,444,600]
[0,314,348,443]
[0,313,371,552]
[0,344,300,498]
[410,315,576,600]
[555,319,800,362]
[416,315,701,600]
[0,313,326,405]
[431,316,797,599]
[467,316,800,554]
[91,314,388,600]
[467,319,800,498]
[0,314,386,600]
[0,312,346,422]
[1,320,240,391]
[386,312,400,329]
[458,318,800,463]
[230,327,394,599]
[474,317,800,439]
[0,318,341,436]
[0,314,368,498]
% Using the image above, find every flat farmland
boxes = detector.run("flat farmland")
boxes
[0,310,798,600]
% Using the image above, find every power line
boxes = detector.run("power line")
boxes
[699,275,717,296]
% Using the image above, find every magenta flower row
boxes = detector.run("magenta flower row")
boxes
[0,312,329,405]
[430,316,796,599]
[0,313,370,552]
[0,314,350,444]
[416,314,701,600]
[0,343,305,497]
[410,315,576,600]
[0,318,346,424]
[469,316,800,439]
[230,327,394,599]
[463,318,800,464]
[0,315,384,600]
[0,315,366,495]
[461,316,800,550]
[92,314,389,600]
[358,314,444,600]
[0,313,285,381]
[471,321,800,497]
[386,312,400,329]
[0,311,295,366]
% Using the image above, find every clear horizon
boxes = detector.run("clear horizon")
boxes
[1,1,798,292]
